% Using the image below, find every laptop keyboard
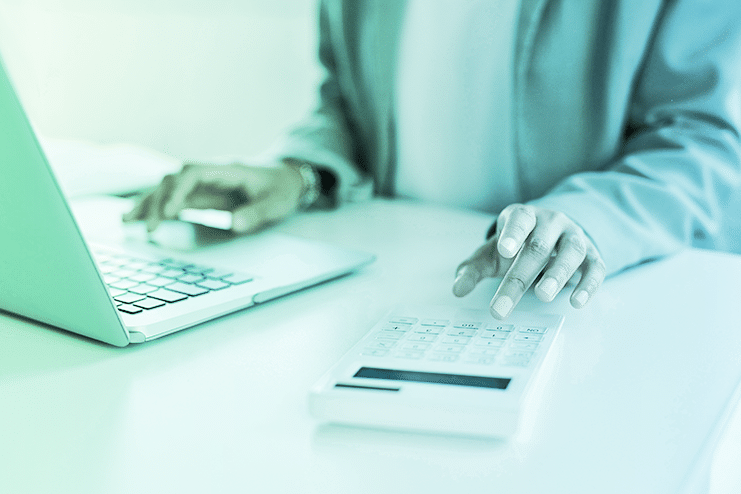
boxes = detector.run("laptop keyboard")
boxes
[93,248,254,315]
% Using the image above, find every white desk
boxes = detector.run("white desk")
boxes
[1,198,740,494]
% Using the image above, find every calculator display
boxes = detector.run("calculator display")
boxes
[354,366,511,389]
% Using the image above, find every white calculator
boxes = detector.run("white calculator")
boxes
[309,305,564,438]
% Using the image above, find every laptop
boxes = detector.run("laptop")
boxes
[0,57,375,347]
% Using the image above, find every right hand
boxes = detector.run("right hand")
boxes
[122,161,304,234]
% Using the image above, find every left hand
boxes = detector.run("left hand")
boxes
[453,204,606,319]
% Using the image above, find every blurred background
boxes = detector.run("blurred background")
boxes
[0,0,320,163]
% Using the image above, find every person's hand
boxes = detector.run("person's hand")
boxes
[452,204,606,319]
[122,161,304,234]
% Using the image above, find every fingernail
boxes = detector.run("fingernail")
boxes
[453,272,475,297]
[574,290,589,308]
[538,277,558,301]
[499,237,517,258]
[491,295,513,319]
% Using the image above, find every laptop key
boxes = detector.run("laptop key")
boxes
[177,273,205,284]
[206,269,234,280]
[134,297,166,310]
[196,279,230,290]
[114,292,146,304]
[184,264,215,275]
[107,287,127,297]
[160,268,186,279]
[148,288,188,303]
[128,284,159,295]
[117,304,143,314]
[166,282,209,297]
[147,276,176,287]
[222,273,253,285]
[129,272,157,283]
[109,279,140,290]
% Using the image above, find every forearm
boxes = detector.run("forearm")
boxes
[528,0,741,276]
[268,0,371,208]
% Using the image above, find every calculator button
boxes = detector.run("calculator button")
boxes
[486,324,514,332]
[414,326,443,335]
[446,328,477,337]
[361,349,389,357]
[510,342,539,351]
[420,319,449,327]
[519,326,547,334]
[375,330,405,340]
[435,344,465,354]
[514,333,543,342]
[365,340,397,349]
[480,331,511,340]
[427,353,459,362]
[381,323,413,332]
[504,351,534,360]
[394,351,424,360]
[474,339,505,348]
[403,342,432,352]
[468,347,500,356]
[442,336,472,345]
[407,333,439,342]
[453,321,482,329]
[389,317,418,325]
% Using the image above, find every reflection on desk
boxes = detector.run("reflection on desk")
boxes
[1,198,740,494]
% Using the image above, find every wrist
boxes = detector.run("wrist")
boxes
[283,159,321,210]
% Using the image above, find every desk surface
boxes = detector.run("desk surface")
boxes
[1,198,741,494]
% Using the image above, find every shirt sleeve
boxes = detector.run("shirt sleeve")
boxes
[265,0,372,207]
[527,0,741,276]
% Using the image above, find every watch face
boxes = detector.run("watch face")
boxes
[293,161,321,208]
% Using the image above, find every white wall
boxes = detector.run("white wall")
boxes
[0,0,321,162]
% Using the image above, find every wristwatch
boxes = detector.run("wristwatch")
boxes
[285,159,321,210]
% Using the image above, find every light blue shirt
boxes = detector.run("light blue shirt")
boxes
[395,0,520,213]
[275,0,741,276]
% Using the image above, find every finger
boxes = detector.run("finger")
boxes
[453,264,483,298]
[162,165,203,218]
[489,226,561,319]
[452,239,507,297]
[230,188,296,234]
[497,204,536,258]
[164,163,260,217]
[534,230,588,302]
[122,192,153,222]
[570,247,606,309]
[145,174,175,232]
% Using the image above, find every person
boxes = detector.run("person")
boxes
[124,0,741,319]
